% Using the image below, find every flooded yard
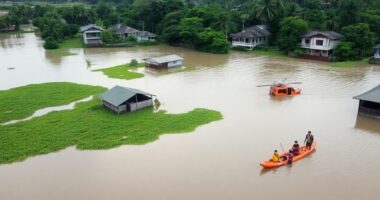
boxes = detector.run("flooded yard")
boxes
[1,33,380,200]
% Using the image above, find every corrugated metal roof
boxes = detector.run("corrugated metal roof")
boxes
[353,84,380,103]
[110,24,139,34]
[144,55,183,64]
[374,44,380,48]
[100,86,152,107]
[230,25,270,39]
[302,31,343,40]
[80,24,104,32]
[136,31,157,37]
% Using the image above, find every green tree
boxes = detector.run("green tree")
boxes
[196,28,229,54]
[100,30,114,44]
[304,9,327,30]
[180,17,204,44]
[334,42,356,61]
[341,23,376,58]
[43,37,59,49]
[277,16,309,52]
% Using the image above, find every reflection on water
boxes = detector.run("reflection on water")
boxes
[355,114,380,134]
[1,33,380,200]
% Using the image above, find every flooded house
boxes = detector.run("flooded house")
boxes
[354,85,380,118]
[144,54,183,70]
[300,31,343,61]
[369,44,380,64]
[230,25,270,49]
[80,24,104,46]
[136,31,157,42]
[100,86,154,114]
[110,23,139,38]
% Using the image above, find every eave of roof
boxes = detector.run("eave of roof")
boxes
[353,84,380,103]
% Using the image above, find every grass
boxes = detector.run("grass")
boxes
[329,59,369,68]
[0,82,105,123]
[93,63,145,80]
[0,83,223,164]
[46,36,82,56]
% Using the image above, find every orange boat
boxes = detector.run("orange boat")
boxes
[260,142,316,168]
[257,79,302,96]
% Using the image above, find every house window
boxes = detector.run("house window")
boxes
[305,39,310,44]
[316,40,324,46]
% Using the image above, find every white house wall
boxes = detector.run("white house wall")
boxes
[302,37,339,51]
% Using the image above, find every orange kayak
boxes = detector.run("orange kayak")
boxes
[260,142,316,168]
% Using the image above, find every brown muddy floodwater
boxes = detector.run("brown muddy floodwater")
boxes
[1,33,380,200]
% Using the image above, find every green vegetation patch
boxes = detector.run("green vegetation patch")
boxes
[46,36,82,56]
[93,63,145,80]
[0,82,105,123]
[0,83,223,164]
[330,60,368,68]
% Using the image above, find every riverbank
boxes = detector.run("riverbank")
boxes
[0,82,223,165]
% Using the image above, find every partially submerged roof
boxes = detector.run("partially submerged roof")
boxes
[80,24,104,32]
[136,31,157,38]
[353,84,380,103]
[230,25,270,39]
[302,31,343,40]
[110,23,139,34]
[374,44,380,48]
[100,86,153,106]
[144,54,183,64]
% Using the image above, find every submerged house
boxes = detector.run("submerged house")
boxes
[110,23,157,42]
[80,24,104,46]
[136,31,157,42]
[230,25,270,49]
[301,31,343,61]
[110,23,139,38]
[369,44,380,64]
[353,85,380,118]
[100,86,154,114]
[144,54,183,69]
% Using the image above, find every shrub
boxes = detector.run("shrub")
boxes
[129,59,138,67]
[43,37,59,49]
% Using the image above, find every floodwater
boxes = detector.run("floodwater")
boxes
[1,33,380,200]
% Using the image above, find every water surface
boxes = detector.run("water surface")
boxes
[1,33,380,200]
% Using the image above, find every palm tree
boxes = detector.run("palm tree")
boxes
[255,0,284,23]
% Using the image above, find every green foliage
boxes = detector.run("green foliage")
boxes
[0,82,105,123]
[196,28,229,54]
[304,9,327,30]
[333,42,356,61]
[129,59,139,67]
[100,30,114,44]
[93,63,145,80]
[277,16,309,52]
[43,36,59,49]
[341,23,376,58]
[180,17,204,44]
[0,83,222,164]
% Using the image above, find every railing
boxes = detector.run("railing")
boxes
[232,41,256,47]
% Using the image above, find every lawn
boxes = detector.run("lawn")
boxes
[93,63,145,80]
[0,82,105,123]
[0,82,223,164]
[46,36,82,56]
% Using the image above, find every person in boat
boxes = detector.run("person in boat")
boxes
[292,140,300,156]
[287,150,293,164]
[271,150,280,162]
[304,131,314,150]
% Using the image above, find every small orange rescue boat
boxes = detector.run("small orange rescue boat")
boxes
[260,142,316,168]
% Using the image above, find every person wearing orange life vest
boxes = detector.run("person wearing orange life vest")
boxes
[271,150,280,162]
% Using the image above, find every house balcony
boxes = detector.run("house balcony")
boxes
[232,41,258,48]
[301,43,333,51]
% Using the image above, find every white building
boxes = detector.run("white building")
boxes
[80,24,104,46]
[136,31,157,42]
[301,31,343,61]
[144,55,183,70]
[230,25,270,49]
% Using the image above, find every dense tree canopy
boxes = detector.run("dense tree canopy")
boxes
[1,0,380,57]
